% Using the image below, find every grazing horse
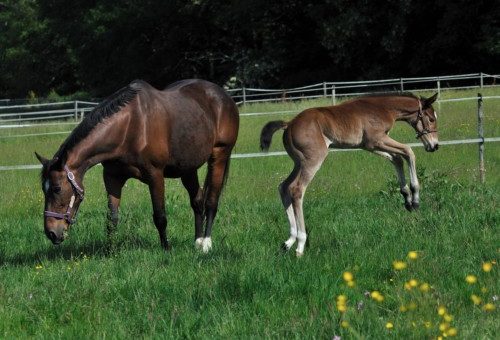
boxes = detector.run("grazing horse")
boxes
[36,79,239,252]
[260,93,439,256]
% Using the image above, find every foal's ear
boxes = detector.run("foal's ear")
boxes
[34,152,49,165]
[423,93,438,108]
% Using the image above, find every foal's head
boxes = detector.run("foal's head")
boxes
[413,93,439,152]
[35,152,84,245]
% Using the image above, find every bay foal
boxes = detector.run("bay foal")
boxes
[37,79,239,252]
[260,93,439,256]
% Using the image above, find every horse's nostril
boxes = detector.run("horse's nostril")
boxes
[48,231,57,241]
[435,144,439,150]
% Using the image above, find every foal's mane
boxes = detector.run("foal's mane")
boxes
[54,81,142,160]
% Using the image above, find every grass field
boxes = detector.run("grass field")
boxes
[0,88,499,338]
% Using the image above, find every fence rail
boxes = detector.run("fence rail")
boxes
[1,72,499,126]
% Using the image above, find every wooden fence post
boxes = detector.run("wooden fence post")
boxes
[242,87,246,106]
[477,93,485,183]
[331,85,336,106]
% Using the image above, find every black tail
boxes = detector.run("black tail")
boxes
[260,120,288,151]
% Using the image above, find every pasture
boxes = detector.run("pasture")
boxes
[0,88,499,338]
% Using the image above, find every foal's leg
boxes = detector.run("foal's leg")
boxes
[372,151,412,211]
[103,169,126,245]
[201,146,232,253]
[181,171,205,249]
[375,136,420,210]
[289,150,328,256]
[147,169,170,250]
[279,163,300,251]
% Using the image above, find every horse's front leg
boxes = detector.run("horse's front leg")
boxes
[147,169,170,251]
[103,169,126,245]
[372,151,413,211]
[376,137,420,210]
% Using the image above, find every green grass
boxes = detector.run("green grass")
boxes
[0,88,499,338]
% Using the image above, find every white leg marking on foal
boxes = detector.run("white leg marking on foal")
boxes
[195,237,204,249]
[296,231,307,256]
[202,237,212,253]
[284,205,297,249]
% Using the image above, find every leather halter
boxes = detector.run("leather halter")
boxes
[414,100,436,139]
[44,165,84,224]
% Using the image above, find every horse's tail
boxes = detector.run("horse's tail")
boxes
[260,120,288,151]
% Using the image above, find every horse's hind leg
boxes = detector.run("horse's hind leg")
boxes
[279,163,300,251]
[181,171,205,248]
[291,151,327,256]
[201,146,232,252]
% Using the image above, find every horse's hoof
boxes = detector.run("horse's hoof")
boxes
[202,237,212,253]
[412,202,420,210]
[282,242,290,252]
[295,250,304,257]
[195,237,204,249]
[405,202,414,212]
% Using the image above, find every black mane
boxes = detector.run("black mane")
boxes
[54,82,141,160]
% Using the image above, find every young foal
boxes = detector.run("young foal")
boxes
[260,93,439,256]
[36,79,239,252]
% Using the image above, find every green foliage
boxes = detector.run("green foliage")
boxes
[1,0,499,98]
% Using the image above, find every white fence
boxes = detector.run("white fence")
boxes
[1,72,499,127]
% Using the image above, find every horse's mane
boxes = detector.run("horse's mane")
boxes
[54,81,142,160]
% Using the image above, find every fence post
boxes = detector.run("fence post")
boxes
[323,82,327,97]
[480,72,484,88]
[242,87,246,106]
[80,109,85,121]
[437,77,441,112]
[331,85,336,106]
[74,101,78,121]
[477,93,485,183]
[400,78,404,92]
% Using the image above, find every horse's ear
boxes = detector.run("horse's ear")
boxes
[51,156,62,170]
[34,152,49,165]
[424,93,438,108]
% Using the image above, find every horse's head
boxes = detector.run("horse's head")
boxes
[35,152,84,245]
[414,93,439,152]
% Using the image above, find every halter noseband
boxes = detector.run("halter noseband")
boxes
[414,100,436,139]
[44,165,84,224]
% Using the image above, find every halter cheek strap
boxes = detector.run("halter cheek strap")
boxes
[44,165,85,224]
[414,100,436,139]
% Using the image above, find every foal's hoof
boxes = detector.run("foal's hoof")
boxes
[404,202,414,212]
[295,250,304,258]
[195,237,204,249]
[282,242,291,252]
[202,237,212,253]
[412,202,420,210]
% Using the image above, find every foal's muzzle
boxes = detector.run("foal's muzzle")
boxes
[45,224,65,245]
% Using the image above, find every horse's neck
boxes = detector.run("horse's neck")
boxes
[392,97,420,123]
[65,123,122,174]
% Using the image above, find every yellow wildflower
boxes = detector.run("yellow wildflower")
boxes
[409,279,418,287]
[424,321,432,328]
[465,275,477,284]
[393,260,407,270]
[337,304,347,313]
[482,262,493,272]
[408,302,417,310]
[437,306,447,316]
[447,327,458,336]
[471,294,482,305]
[343,271,354,282]
[439,322,450,332]
[341,320,349,328]
[35,264,43,270]
[337,295,347,303]
[419,283,430,292]
[399,305,408,312]
[482,303,495,312]
[443,313,453,322]
[481,287,488,293]
[408,251,419,260]
[386,322,394,329]
[370,291,384,302]
[347,280,356,288]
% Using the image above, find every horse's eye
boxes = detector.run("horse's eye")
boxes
[53,186,61,194]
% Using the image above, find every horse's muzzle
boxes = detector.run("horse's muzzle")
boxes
[425,143,439,152]
[45,225,65,245]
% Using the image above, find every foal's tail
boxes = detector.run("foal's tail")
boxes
[260,120,288,151]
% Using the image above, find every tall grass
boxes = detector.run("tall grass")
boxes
[0,88,498,338]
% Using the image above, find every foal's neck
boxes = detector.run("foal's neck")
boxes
[393,96,421,123]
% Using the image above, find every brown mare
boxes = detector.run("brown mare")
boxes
[36,79,239,252]
[260,93,439,256]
